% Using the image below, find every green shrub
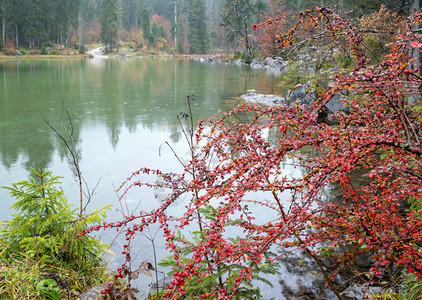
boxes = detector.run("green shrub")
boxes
[49,49,61,55]
[0,167,111,298]
[158,205,280,299]
[232,51,250,63]
[278,61,311,90]
[40,46,48,55]
[79,45,87,54]
[336,54,354,69]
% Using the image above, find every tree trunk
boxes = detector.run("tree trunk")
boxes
[2,1,5,47]
[78,10,83,48]
[411,0,420,74]
[174,1,177,46]
[15,24,18,48]
[243,15,252,62]
[409,0,421,72]
[185,1,188,54]
[409,0,420,105]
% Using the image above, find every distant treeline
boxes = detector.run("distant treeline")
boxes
[0,0,416,54]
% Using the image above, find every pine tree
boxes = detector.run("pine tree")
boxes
[140,5,150,47]
[187,0,209,54]
[100,0,119,52]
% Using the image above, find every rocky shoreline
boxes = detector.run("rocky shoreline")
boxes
[193,54,350,124]
[240,82,349,125]
[193,55,289,73]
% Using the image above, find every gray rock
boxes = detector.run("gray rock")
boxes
[241,93,285,106]
[80,283,108,299]
[251,63,264,69]
[241,82,349,124]
[263,57,288,72]
[341,285,385,300]
[235,59,246,65]
[321,91,350,124]
[287,84,311,106]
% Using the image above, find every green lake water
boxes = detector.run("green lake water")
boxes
[0,58,282,219]
[0,58,340,299]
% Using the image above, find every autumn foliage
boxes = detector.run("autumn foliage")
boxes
[255,0,287,56]
[82,6,422,299]
[359,5,407,58]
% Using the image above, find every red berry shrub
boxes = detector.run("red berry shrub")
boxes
[82,6,422,299]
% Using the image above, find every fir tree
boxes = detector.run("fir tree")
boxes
[187,0,209,54]
[100,0,119,52]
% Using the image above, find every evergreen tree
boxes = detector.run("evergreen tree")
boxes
[100,0,119,52]
[25,0,47,48]
[150,22,160,45]
[342,0,418,15]
[78,0,101,47]
[187,0,209,54]
[121,0,142,30]
[140,5,151,46]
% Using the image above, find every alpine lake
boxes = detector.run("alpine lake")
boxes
[0,57,335,299]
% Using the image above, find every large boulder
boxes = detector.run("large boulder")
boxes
[263,57,288,72]
[250,58,264,69]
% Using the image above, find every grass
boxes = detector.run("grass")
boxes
[0,239,111,299]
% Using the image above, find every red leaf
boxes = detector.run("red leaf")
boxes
[411,41,422,48]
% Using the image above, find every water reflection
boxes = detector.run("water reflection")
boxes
[0,58,282,220]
